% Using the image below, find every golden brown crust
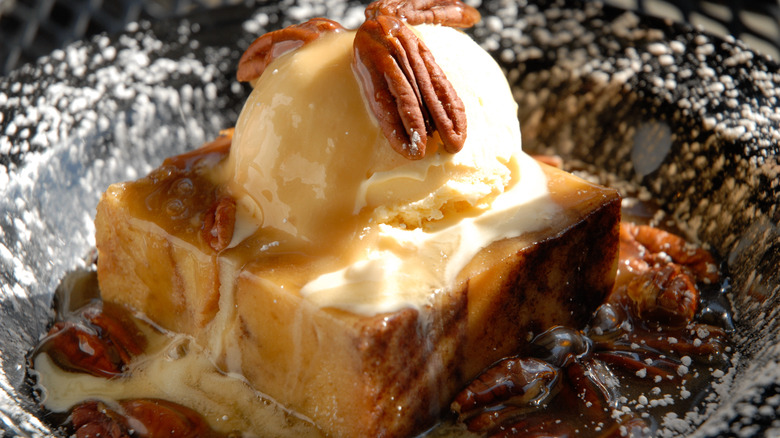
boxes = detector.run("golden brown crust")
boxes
[95,137,230,333]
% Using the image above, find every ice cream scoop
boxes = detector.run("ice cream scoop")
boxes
[220,23,557,314]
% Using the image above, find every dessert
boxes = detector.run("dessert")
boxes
[32,1,630,437]
[92,3,620,437]
[32,214,730,437]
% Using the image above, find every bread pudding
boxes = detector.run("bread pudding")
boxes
[35,1,624,436]
[94,144,619,436]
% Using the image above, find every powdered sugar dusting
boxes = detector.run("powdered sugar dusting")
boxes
[0,13,246,435]
[0,0,778,436]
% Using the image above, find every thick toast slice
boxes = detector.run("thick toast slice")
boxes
[95,140,620,437]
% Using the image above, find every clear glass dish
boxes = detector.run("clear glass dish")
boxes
[1,0,778,436]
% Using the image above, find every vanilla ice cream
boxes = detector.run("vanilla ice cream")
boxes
[220,23,559,315]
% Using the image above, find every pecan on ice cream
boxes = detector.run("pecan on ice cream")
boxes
[352,14,468,159]
[237,18,346,82]
[365,0,481,27]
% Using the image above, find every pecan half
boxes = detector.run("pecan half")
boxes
[621,223,720,285]
[365,0,481,27]
[71,399,221,438]
[612,223,722,326]
[163,128,233,170]
[625,263,698,324]
[353,15,467,159]
[237,18,346,82]
[201,196,236,252]
[452,357,557,419]
[35,302,146,378]
[120,399,220,437]
[71,401,128,438]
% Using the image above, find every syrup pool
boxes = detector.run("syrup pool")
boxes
[28,193,735,438]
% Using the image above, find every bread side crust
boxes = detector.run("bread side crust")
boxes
[96,185,221,333]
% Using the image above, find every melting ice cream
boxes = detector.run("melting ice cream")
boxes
[221,24,557,315]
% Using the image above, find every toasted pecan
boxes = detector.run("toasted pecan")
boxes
[365,0,481,27]
[71,399,221,438]
[36,302,146,378]
[237,18,346,82]
[202,196,236,252]
[353,15,467,159]
[237,0,477,159]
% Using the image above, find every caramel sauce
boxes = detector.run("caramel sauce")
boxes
[124,134,231,248]
[31,268,322,437]
[29,194,735,437]
[447,189,734,437]
[30,143,734,437]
